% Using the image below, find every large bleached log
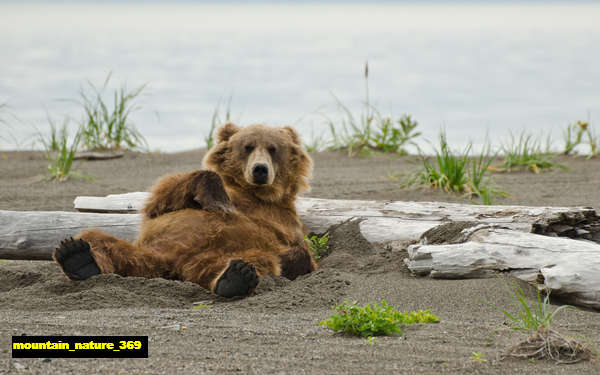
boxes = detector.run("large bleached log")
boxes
[2,194,600,310]
[0,211,140,260]
[74,193,600,241]
[407,225,600,310]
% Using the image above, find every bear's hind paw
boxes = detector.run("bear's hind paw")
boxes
[214,259,259,298]
[53,238,101,281]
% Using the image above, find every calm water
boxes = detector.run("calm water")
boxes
[1,2,599,152]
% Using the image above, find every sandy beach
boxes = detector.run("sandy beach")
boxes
[1,150,599,374]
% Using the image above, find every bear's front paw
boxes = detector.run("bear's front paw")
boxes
[190,170,234,213]
[53,238,101,281]
[214,259,259,298]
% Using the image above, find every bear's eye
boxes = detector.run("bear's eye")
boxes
[245,145,254,153]
[268,146,277,155]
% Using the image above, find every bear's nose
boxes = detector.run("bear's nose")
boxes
[252,164,269,185]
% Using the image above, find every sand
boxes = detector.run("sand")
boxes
[1,150,599,374]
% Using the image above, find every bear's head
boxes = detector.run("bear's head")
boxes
[203,123,312,203]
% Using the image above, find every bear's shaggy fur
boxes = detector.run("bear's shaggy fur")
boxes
[53,123,317,298]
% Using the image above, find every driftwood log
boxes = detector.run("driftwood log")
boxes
[73,152,124,161]
[1,193,600,310]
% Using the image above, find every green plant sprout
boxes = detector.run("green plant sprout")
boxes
[305,233,329,260]
[471,351,487,363]
[319,300,439,338]
[205,96,233,150]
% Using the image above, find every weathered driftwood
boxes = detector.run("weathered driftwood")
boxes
[407,225,600,310]
[74,193,600,242]
[0,211,140,260]
[73,152,124,161]
[2,194,600,310]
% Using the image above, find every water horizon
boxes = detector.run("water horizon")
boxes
[1,1,599,153]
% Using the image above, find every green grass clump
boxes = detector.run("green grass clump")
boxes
[562,120,600,158]
[77,72,148,151]
[372,114,421,154]
[489,280,598,364]
[494,283,571,332]
[405,132,505,205]
[0,102,21,147]
[205,97,232,150]
[39,117,83,181]
[304,127,327,153]
[305,233,329,259]
[319,300,439,337]
[326,62,420,156]
[500,132,564,173]
[563,120,588,155]
[471,351,488,363]
[583,123,600,158]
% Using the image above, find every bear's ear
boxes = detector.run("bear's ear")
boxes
[282,125,302,146]
[216,122,240,143]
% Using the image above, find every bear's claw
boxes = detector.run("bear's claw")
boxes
[54,238,101,281]
[214,259,259,298]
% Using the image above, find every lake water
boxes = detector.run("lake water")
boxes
[1,1,599,153]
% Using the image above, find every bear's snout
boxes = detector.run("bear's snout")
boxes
[252,163,269,185]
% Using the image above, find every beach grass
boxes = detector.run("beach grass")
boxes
[490,281,597,364]
[404,132,505,205]
[584,124,600,158]
[304,127,328,153]
[562,120,600,158]
[496,283,571,332]
[326,62,420,156]
[0,102,23,148]
[39,117,83,181]
[77,72,148,151]
[500,132,564,173]
[205,97,232,150]
[563,120,588,155]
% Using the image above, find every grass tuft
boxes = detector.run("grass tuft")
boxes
[304,127,328,153]
[319,300,439,338]
[404,132,505,205]
[489,280,597,364]
[563,120,588,155]
[205,97,232,150]
[563,120,600,158]
[495,283,570,332]
[77,72,148,151]
[326,62,420,156]
[305,233,329,259]
[372,114,421,154]
[0,102,22,148]
[500,132,564,173]
[38,117,84,182]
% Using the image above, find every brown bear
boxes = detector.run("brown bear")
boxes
[53,123,317,298]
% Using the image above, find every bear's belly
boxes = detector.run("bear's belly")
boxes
[134,209,284,257]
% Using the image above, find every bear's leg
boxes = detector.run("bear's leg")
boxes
[142,170,233,219]
[54,229,170,280]
[182,250,280,298]
[278,246,317,280]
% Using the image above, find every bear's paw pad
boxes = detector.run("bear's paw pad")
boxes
[54,238,101,281]
[215,259,259,298]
